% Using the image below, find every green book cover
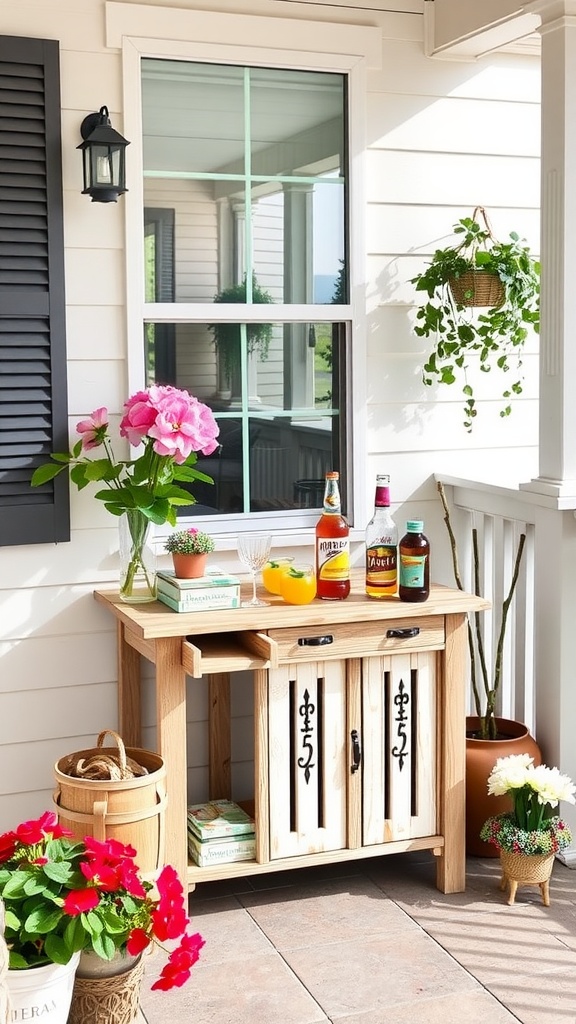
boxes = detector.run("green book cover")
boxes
[157,589,240,613]
[187,829,256,866]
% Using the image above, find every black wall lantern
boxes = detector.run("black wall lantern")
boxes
[78,106,130,203]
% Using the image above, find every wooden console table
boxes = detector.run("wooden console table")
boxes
[95,580,487,894]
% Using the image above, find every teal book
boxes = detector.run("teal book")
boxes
[157,567,241,590]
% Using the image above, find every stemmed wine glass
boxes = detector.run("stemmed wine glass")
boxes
[238,533,272,607]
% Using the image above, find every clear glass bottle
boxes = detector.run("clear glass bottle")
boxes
[398,519,430,602]
[365,474,398,598]
[315,471,350,600]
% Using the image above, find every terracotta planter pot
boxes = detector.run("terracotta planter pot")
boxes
[465,716,542,857]
[172,552,208,579]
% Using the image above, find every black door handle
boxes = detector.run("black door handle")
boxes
[351,729,361,773]
[297,635,334,647]
[386,627,420,639]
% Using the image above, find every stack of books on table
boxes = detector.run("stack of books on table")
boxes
[187,799,256,867]
[156,568,241,612]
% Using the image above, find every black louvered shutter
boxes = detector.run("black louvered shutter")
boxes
[0,35,69,546]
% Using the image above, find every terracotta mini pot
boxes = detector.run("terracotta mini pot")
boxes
[465,716,542,857]
[171,552,208,579]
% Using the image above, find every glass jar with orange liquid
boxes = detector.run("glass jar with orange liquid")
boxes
[262,557,294,595]
[279,564,317,605]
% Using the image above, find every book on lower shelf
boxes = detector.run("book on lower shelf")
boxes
[187,799,255,840]
[187,830,256,867]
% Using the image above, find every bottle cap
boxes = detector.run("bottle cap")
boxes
[326,471,339,480]
[406,520,424,532]
[376,474,390,484]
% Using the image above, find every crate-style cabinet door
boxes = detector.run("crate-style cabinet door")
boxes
[268,659,347,859]
[362,652,437,845]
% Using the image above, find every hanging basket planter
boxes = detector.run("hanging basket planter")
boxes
[448,269,505,309]
[411,205,540,429]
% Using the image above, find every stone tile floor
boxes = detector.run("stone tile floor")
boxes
[137,852,576,1024]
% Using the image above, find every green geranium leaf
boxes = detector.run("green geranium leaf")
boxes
[92,931,117,960]
[44,933,73,966]
[25,905,63,934]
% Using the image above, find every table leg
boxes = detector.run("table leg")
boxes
[436,613,467,894]
[208,673,231,800]
[155,637,188,884]
[117,622,142,747]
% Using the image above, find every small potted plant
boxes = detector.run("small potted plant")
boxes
[164,527,216,579]
[480,754,575,905]
[411,207,540,430]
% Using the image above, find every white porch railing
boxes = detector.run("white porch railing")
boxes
[436,477,537,733]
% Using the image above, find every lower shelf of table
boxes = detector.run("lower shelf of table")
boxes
[187,834,445,886]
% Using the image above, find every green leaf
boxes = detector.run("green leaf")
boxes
[92,931,117,960]
[43,860,73,884]
[2,873,30,899]
[9,952,29,969]
[25,905,63,934]
[4,908,22,931]
[65,914,88,952]
[31,463,64,486]
[44,933,74,966]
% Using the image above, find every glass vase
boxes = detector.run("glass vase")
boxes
[118,510,157,603]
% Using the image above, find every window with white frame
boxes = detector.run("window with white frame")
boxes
[141,58,349,521]
[111,3,376,531]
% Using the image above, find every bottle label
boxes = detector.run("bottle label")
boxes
[317,538,350,581]
[366,545,397,588]
[399,552,427,589]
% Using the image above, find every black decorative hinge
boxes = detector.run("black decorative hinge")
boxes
[297,688,316,784]
[391,678,410,771]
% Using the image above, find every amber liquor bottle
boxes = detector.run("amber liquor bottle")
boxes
[398,520,430,602]
[315,471,350,600]
[365,474,398,598]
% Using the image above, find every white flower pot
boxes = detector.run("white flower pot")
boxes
[7,951,81,1024]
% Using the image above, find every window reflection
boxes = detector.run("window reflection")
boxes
[144,321,343,516]
[142,60,346,305]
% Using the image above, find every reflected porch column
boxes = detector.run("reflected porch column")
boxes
[282,183,314,410]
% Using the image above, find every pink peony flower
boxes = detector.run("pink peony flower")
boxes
[76,407,109,450]
[119,391,159,446]
[147,388,219,463]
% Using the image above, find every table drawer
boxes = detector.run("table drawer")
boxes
[267,616,444,662]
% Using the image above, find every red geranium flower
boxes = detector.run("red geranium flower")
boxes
[63,888,100,915]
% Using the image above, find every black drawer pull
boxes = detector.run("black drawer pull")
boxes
[351,729,362,773]
[298,634,334,647]
[386,627,420,639]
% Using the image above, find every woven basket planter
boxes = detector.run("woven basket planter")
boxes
[449,270,505,309]
[68,953,144,1024]
[499,849,555,906]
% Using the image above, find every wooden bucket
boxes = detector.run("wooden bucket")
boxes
[53,730,166,877]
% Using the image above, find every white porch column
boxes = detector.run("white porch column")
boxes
[523,1,576,859]
[526,0,576,493]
